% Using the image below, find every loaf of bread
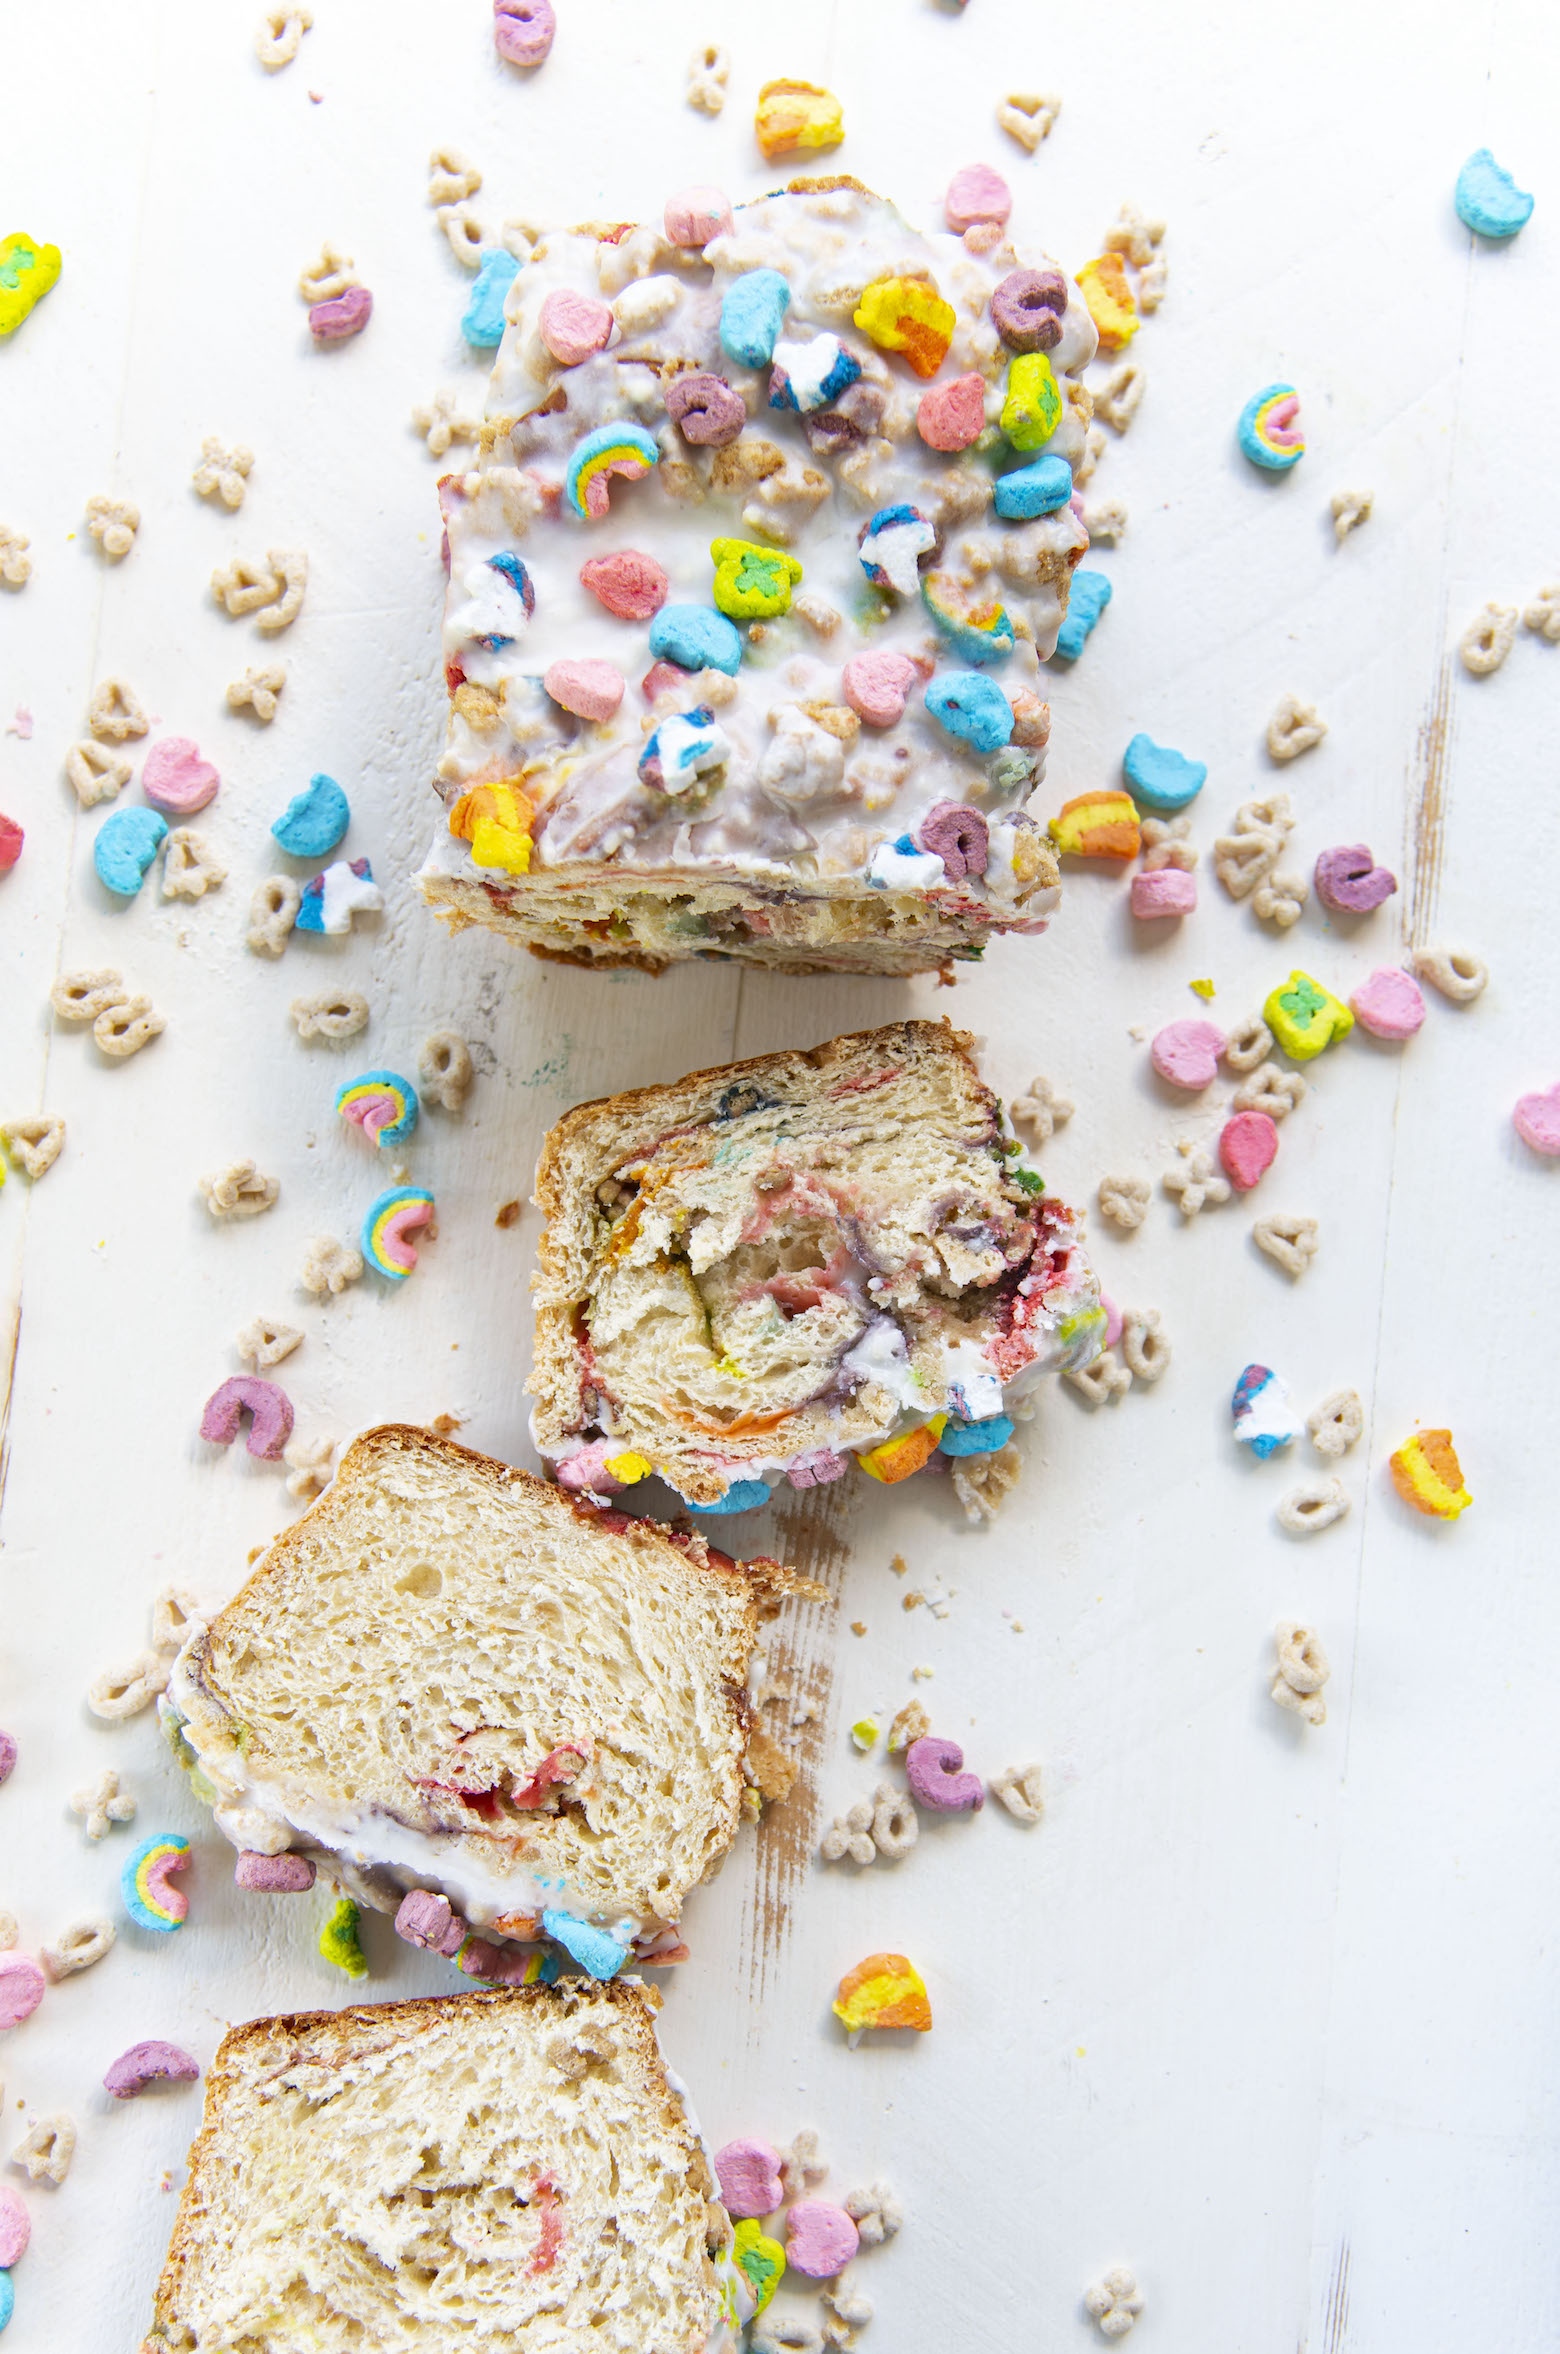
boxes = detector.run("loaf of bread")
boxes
[143,1983,748,2354]
[418,177,1100,974]
[163,1426,808,1969]
[531,1020,1103,1506]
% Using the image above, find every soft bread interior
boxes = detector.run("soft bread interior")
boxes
[531,1020,1099,1502]
[146,1985,727,2354]
[170,1427,770,1938]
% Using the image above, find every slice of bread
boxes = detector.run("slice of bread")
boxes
[165,1426,807,1960]
[143,1983,742,2354]
[531,1019,1103,1505]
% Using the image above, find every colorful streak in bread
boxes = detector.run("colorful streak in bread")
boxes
[833,1950,933,2034]
[335,1070,421,1149]
[122,1834,191,1933]
[362,1186,437,1280]
[1237,383,1305,471]
[1389,1429,1471,1520]
[564,421,660,519]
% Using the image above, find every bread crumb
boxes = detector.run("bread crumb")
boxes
[911,1665,935,1682]
[495,1200,523,1229]
[850,1620,867,1636]
[429,1413,463,1438]
[902,1591,923,1611]
[889,1552,907,1576]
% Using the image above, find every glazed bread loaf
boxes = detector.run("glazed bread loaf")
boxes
[144,1984,743,2354]
[531,1020,1103,1507]
[419,176,1099,975]
[164,1426,805,1966]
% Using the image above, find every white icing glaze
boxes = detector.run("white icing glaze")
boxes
[433,182,1096,907]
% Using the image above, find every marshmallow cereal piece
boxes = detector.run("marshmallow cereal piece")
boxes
[832,1952,932,2037]
[564,422,659,519]
[1308,1389,1364,1458]
[1131,867,1196,917]
[1152,1018,1225,1089]
[494,0,555,65]
[1277,1476,1351,1537]
[1053,569,1112,659]
[235,1850,316,1891]
[1049,790,1139,859]
[1455,148,1534,239]
[142,736,220,815]
[0,1954,46,2029]
[1315,843,1397,914]
[1514,1083,1560,1157]
[319,1897,369,1977]
[905,1735,983,1813]
[121,1833,192,1932]
[991,1762,1045,1823]
[94,806,167,897]
[945,163,1012,233]
[104,2040,200,2098]
[362,1186,436,1280]
[1350,966,1426,1040]
[714,2139,785,2220]
[199,1375,294,1460]
[0,2184,29,2266]
[786,2202,860,2281]
[1220,1110,1279,1192]
[733,2221,786,2317]
[0,232,60,340]
[1264,971,1353,1060]
[1389,1430,1471,1521]
[296,856,382,935]
[754,79,844,163]
[1232,1363,1303,1457]
[1238,383,1304,470]
[1412,946,1487,1004]
[335,1070,419,1150]
[1271,1622,1331,1725]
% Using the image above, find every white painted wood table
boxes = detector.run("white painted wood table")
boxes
[1,0,1556,2345]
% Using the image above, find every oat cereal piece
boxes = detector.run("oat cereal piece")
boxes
[1223,1014,1274,1071]
[192,437,254,509]
[226,662,286,723]
[820,2275,873,2349]
[1095,361,1144,433]
[70,1768,137,1841]
[149,1587,202,1658]
[427,146,482,206]
[1103,203,1164,266]
[297,240,357,304]
[419,1029,474,1111]
[1266,693,1327,763]
[1308,1388,1363,1458]
[1071,424,1107,487]
[1251,869,1308,928]
[1085,2266,1144,2339]
[1412,945,1488,1003]
[283,1431,336,1500]
[1252,1211,1318,1277]
[779,2130,828,2200]
[1522,584,1560,642]
[1010,1074,1073,1145]
[255,4,311,67]
[51,968,125,1022]
[1271,1620,1331,1724]
[1097,1174,1151,1230]
[255,548,307,633]
[887,1700,930,1754]
[85,494,139,560]
[41,1916,116,1982]
[248,875,302,956]
[0,525,30,587]
[87,1652,169,1720]
[1136,255,1168,310]
[988,1761,1044,1823]
[65,739,132,806]
[1215,818,1287,901]
[198,1160,279,1221]
[1232,1062,1306,1120]
[1121,1308,1170,1382]
[88,676,149,743]
[871,1784,918,1860]
[820,1801,876,1867]
[1064,1350,1132,1404]
[236,1315,303,1370]
[300,1235,364,1296]
[0,1908,15,1948]
[1331,488,1372,542]
[437,203,487,270]
[290,989,370,1040]
[793,591,841,637]
[1459,601,1518,675]
[161,828,226,901]
[687,41,729,113]
[1081,496,1128,541]
[212,552,282,616]
[752,2308,825,2354]
[1,1115,64,1178]
[998,91,1061,152]
[12,2116,75,2186]
[1163,1142,1230,1218]
[411,387,482,457]
[1139,813,1196,871]
[1277,1475,1350,1536]
[92,997,163,1058]
[952,1439,1022,1525]
[842,2183,902,2247]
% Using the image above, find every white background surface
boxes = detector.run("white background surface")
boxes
[1,0,1557,2346]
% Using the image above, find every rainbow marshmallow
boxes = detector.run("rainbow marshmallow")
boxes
[920,571,1015,664]
[833,1950,933,2036]
[564,422,660,519]
[362,1186,436,1280]
[1389,1429,1472,1521]
[1238,383,1305,471]
[122,1834,191,1933]
[335,1070,420,1149]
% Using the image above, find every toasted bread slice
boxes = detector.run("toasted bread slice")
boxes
[530,1019,1102,1505]
[144,1983,743,2354]
[165,1426,807,1963]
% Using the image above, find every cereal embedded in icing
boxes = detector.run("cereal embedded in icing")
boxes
[426,182,1099,945]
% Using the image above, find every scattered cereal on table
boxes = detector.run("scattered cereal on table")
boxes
[1123,734,1204,812]
[1389,1430,1471,1520]
[997,91,1060,152]
[309,282,373,343]
[1052,569,1112,660]
[1121,1308,1170,1381]
[295,856,381,934]
[1010,1074,1072,1144]
[1522,584,1560,642]
[88,676,148,743]
[1314,844,1397,915]
[0,525,31,587]
[1459,601,1518,675]
[191,437,253,509]
[686,42,729,113]
[41,1916,116,1981]
[1454,148,1534,239]
[411,387,482,456]
[226,662,286,723]
[0,2183,28,2266]
[235,1316,302,1372]
[336,1070,419,1149]
[65,739,131,806]
[493,0,555,66]
[0,233,61,338]
[991,1762,1045,1823]
[1330,489,1372,542]
[714,2140,785,2219]
[0,1116,63,1177]
[733,2221,786,2317]
[905,1735,982,1813]
[1064,1349,1132,1404]
[318,1895,369,1976]
[1085,2265,1144,2339]
[299,1235,364,1295]
[121,1834,192,1933]
[1252,868,1307,927]
[1220,1110,1279,1192]
[1097,1174,1150,1230]
[1263,970,1353,1059]
[94,807,167,898]
[1232,1364,1302,1457]
[1237,383,1304,470]
[200,1376,294,1461]
[1231,1063,1306,1120]
[143,737,219,815]
[84,494,138,560]
[0,1952,46,2029]
[103,2040,200,2098]
[833,1953,931,2038]
[161,829,226,900]
[754,79,843,162]
[1163,1142,1230,1217]
[1411,946,1487,1003]
[1307,1389,1363,1457]
[70,1769,136,1841]
[199,1160,278,1220]
[255,5,312,68]
[785,2202,860,2280]
[1152,1018,1225,1090]
[362,1187,436,1280]
[1095,360,1145,433]
[86,1653,169,1720]
[1513,1083,1560,1157]
[887,1701,929,1753]
[11,2114,74,2185]
[284,1432,336,1501]
[951,1442,1022,1524]
[1276,1476,1350,1536]
[235,1851,315,1892]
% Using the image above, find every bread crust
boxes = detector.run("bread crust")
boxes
[147,1983,712,2353]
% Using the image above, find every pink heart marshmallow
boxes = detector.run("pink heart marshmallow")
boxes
[785,2201,861,2279]
[843,651,925,728]
[1150,1018,1226,1090]
[142,737,220,815]
[714,2138,785,2220]
[1350,966,1426,1040]
[1513,1084,1560,1158]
